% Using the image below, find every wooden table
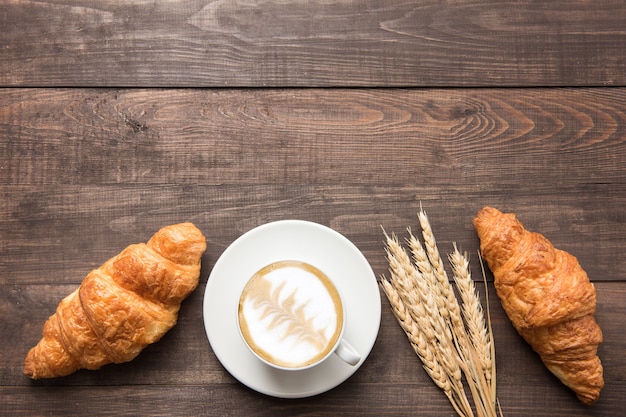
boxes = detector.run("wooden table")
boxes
[2,1,624,416]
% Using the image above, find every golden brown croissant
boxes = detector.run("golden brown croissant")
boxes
[473,207,603,405]
[24,222,206,379]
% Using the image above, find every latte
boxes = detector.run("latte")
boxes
[238,260,344,369]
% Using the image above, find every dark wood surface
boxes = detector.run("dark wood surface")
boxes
[2,1,626,87]
[1,1,625,416]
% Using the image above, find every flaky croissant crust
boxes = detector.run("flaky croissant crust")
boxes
[24,222,206,379]
[473,207,603,405]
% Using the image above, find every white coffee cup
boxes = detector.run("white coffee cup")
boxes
[237,260,361,371]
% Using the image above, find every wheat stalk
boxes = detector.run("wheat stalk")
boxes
[417,211,465,335]
[383,232,473,417]
[381,276,472,417]
[449,246,498,417]
[380,279,451,393]
[381,209,502,417]
[385,233,452,356]
[450,245,492,387]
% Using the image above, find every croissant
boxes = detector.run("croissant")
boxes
[23,222,206,379]
[473,207,603,405]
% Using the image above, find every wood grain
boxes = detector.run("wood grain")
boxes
[2,0,626,414]
[1,183,625,285]
[2,86,625,415]
[2,88,625,186]
[1,1,625,87]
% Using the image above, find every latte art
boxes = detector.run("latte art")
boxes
[238,261,344,369]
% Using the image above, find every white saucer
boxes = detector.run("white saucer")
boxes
[203,220,381,398]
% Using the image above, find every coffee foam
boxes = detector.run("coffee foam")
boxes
[238,261,343,368]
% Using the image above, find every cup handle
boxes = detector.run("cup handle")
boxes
[334,339,361,366]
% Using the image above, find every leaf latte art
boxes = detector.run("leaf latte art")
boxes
[238,261,343,369]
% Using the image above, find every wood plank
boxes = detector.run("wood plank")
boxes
[1,183,625,284]
[2,88,625,187]
[1,1,625,87]
[2,383,625,417]
[2,283,623,416]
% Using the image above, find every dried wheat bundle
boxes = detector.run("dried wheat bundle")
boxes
[381,209,502,417]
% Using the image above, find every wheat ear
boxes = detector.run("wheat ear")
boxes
[380,279,452,393]
[449,246,499,417]
[449,245,492,385]
[386,233,453,363]
[417,210,465,334]
[381,210,502,417]
[381,277,470,417]
[383,232,474,417]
